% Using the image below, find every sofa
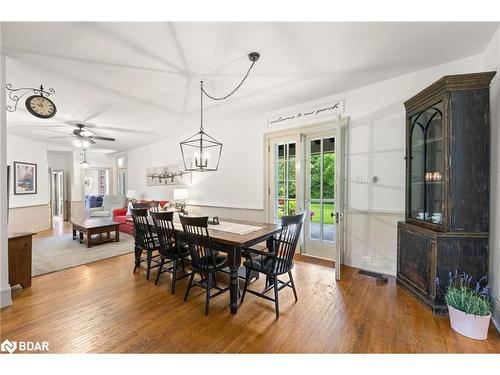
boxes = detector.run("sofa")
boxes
[89,194,127,218]
[113,200,169,235]
[84,194,103,209]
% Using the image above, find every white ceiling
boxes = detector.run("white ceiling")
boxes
[4,22,498,152]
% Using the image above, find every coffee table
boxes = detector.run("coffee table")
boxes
[72,219,120,248]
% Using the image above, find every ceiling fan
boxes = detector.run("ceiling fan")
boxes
[48,123,116,148]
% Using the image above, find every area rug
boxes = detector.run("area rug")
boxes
[32,232,135,276]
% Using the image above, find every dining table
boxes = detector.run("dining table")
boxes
[131,215,282,314]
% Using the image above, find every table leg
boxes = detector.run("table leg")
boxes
[115,226,120,242]
[228,245,242,314]
[79,231,83,244]
[72,228,76,240]
[87,230,92,248]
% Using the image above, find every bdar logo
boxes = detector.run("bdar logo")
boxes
[1,339,17,354]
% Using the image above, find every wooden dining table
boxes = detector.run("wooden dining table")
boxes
[131,216,282,314]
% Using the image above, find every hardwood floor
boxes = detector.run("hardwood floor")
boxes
[1,225,499,353]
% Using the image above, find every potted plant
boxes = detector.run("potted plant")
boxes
[437,271,492,340]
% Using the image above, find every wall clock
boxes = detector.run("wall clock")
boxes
[25,95,57,119]
[5,84,57,118]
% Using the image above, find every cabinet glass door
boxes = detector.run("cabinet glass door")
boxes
[409,101,444,226]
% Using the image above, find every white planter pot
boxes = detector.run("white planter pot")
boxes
[448,305,491,340]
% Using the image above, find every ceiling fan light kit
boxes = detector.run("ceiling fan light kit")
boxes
[180,52,260,172]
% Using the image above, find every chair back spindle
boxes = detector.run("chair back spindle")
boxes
[180,216,217,272]
[273,212,306,274]
[150,211,180,259]
[130,208,156,250]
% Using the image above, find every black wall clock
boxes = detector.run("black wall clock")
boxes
[25,95,57,119]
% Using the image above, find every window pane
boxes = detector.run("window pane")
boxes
[323,148,335,200]
[322,202,335,242]
[310,153,321,199]
[288,199,297,216]
[309,202,321,240]
[277,144,285,159]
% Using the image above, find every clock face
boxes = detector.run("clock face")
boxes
[25,95,57,119]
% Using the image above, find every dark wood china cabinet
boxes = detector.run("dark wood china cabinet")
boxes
[397,71,496,313]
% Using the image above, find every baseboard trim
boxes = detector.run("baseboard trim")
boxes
[0,285,12,308]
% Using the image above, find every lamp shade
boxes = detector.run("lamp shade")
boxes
[173,188,188,200]
[126,190,138,199]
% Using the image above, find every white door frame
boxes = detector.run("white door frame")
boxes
[263,117,349,278]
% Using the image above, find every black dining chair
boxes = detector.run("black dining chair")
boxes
[180,215,229,315]
[131,208,161,280]
[150,211,191,294]
[240,212,306,319]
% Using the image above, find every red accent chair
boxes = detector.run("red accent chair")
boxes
[113,200,170,235]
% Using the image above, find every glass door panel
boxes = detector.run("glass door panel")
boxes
[272,141,297,224]
[409,101,444,226]
[305,135,336,259]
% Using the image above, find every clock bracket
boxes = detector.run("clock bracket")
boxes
[5,83,56,114]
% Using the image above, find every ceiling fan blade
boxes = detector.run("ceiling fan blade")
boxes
[43,129,73,135]
[89,136,115,141]
[50,136,69,139]
[89,139,96,144]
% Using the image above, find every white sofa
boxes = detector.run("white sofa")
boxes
[89,194,126,218]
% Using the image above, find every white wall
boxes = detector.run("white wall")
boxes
[126,54,483,276]
[482,25,500,330]
[7,134,49,208]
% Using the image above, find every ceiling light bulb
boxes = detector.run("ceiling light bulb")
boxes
[82,140,90,148]
[81,161,90,168]
[73,139,81,148]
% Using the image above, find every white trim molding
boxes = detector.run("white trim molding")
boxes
[491,295,500,333]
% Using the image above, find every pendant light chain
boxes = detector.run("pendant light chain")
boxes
[180,52,260,172]
[200,81,204,131]
[200,60,257,101]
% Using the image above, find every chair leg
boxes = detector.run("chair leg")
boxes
[133,247,141,273]
[181,257,186,273]
[240,268,251,305]
[273,278,280,319]
[171,259,177,294]
[205,273,212,316]
[184,272,195,302]
[288,271,298,301]
[146,250,152,280]
[154,256,165,285]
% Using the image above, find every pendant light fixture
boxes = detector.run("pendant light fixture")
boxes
[180,52,260,172]
[80,149,90,168]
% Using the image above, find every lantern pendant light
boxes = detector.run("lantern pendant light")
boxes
[180,52,260,172]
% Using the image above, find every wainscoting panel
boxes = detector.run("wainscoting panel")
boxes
[344,210,404,276]
[186,204,265,223]
[8,204,50,233]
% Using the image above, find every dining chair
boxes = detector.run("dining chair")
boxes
[150,211,191,294]
[180,215,229,315]
[240,212,306,319]
[131,208,161,280]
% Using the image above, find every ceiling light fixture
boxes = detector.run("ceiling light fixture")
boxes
[73,137,90,149]
[180,52,260,172]
[80,149,90,168]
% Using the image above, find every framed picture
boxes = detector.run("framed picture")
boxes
[13,161,37,195]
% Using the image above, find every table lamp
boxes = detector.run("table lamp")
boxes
[173,188,188,214]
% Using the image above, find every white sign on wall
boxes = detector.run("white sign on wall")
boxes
[267,99,344,128]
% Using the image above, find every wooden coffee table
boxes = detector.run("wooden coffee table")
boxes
[72,219,120,248]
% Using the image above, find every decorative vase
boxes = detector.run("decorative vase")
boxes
[448,305,491,340]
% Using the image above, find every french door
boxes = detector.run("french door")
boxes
[268,135,302,224]
[266,119,346,280]
[304,134,336,259]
